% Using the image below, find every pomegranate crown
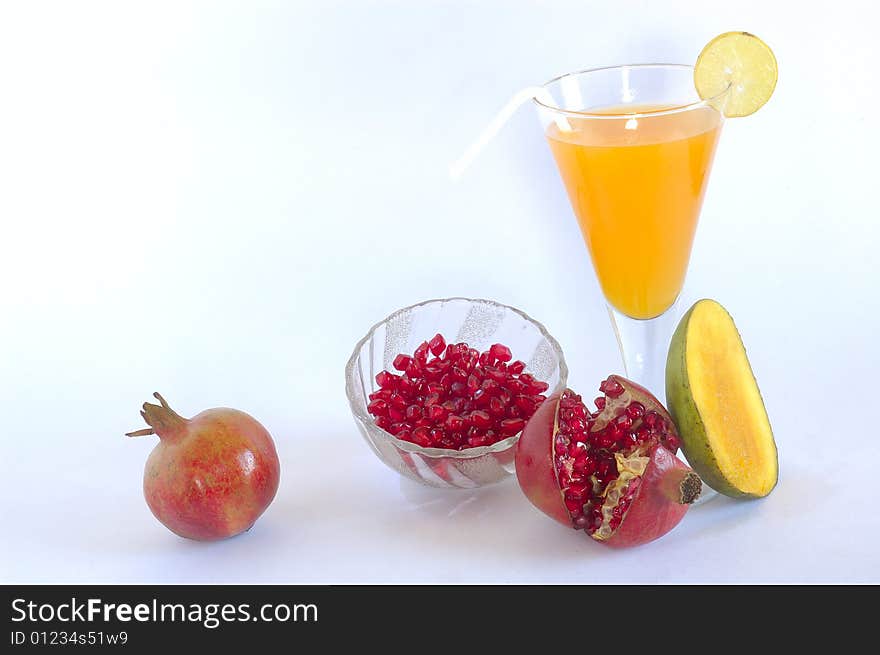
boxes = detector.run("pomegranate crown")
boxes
[126,392,186,440]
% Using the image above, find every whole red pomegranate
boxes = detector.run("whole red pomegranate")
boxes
[515,375,701,548]
[127,393,280,541]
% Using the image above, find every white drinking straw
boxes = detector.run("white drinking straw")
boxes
[449,86,572,181]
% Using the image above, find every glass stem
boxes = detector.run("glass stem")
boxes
[606,300,681,405]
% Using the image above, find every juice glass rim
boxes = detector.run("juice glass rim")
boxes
[533,63,731,119]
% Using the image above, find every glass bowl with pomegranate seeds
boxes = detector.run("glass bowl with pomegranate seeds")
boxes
[345,297,568,489]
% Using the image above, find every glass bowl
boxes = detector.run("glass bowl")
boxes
[345,297,568,489]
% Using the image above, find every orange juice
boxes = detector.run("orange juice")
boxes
[546,104,722,319]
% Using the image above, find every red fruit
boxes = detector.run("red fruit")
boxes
[489,343,513,363]
[127,393,280,541]
[392,354,412,372]
[369,336,549,450]
[428,333,447,357]
[515,375,701,548]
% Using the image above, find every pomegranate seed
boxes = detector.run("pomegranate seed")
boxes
[508,360,526,375]
[428,334,446,357]
[578,456,596,475]
[398,376,415,396]
[445,414,465,431]
[425,363,444,380]
[568,417,587,434]
[367,399,387,415]
[529,380,550,394]
[392,354,412,372]
[500,418,525,436]
[405,405,422,421]
[411,427,431,447]
[467,374,480,393]
[487,367,507,384]
[566,482,590,499]
[470,410,492,429]
[414,341,430,364]
[626,402,645,420]
[560,392,577,408]
[376,371,398,389]
[599,377,624,398]
[489,343,512,363]
[515,395,534,412]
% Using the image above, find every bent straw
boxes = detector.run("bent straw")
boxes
[449,86,571,181]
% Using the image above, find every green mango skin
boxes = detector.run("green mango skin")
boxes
[665,300,777,499]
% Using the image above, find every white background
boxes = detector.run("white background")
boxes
[1,0,878,583]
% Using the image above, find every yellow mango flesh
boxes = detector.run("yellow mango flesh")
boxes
[670,299,777,497]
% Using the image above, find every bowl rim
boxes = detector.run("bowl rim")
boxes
[344,296,569,459]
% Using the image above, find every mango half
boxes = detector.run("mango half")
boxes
[666,299,777,498]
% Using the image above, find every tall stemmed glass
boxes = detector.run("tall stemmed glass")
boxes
[534,64,728,402]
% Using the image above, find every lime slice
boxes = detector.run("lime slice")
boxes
[694,32,777,117]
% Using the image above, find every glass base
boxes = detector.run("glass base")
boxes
[606,300,717,505]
